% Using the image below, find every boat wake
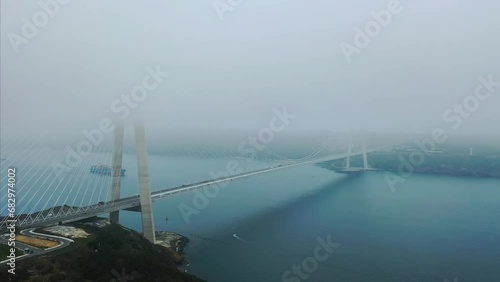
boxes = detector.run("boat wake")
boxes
[232,233,251,244]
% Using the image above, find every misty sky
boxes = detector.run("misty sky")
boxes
[1,0,500,143]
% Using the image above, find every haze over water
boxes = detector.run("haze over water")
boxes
[1,139,500,281]
[2,1,500,281]
[82,150,500,282]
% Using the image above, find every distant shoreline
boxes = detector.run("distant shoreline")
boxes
[325,165,500,180]
[319,150,500,179]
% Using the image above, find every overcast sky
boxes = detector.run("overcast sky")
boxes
[1,0,499,144]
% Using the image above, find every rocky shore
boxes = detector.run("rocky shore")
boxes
[155,231,190,265]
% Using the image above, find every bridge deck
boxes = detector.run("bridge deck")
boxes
[1,147,383,229]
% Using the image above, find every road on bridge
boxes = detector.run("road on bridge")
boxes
[3,146,386,229]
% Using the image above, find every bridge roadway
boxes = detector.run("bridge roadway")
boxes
[10,148,381,229]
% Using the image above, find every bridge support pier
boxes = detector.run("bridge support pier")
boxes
[135,123,156,243]
[109,124,124,223]
[346,136,352,169]
[362,140,369,170]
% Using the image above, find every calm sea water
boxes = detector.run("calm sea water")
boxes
[121,155,500,282]
[2,151,500,281]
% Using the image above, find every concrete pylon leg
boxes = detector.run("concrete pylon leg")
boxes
[346,136,352,169]
[109,124,124,223]
[134,122,156,243]
[362,140,369,170]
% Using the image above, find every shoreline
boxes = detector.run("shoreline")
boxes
[155,231,191,266]
[319,151,500,179]
[323,165,500,179]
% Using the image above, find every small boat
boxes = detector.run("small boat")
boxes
[165,216,168,221]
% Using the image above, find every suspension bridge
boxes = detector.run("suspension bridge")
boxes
[0,124,387,243]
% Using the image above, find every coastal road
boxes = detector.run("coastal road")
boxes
[0,228,73,265]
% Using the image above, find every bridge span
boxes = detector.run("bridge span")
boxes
[5,147,381,230]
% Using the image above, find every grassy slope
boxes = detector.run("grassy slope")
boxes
[0,244,23,261]
[0,244,11,261]
[0,224,205,282]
